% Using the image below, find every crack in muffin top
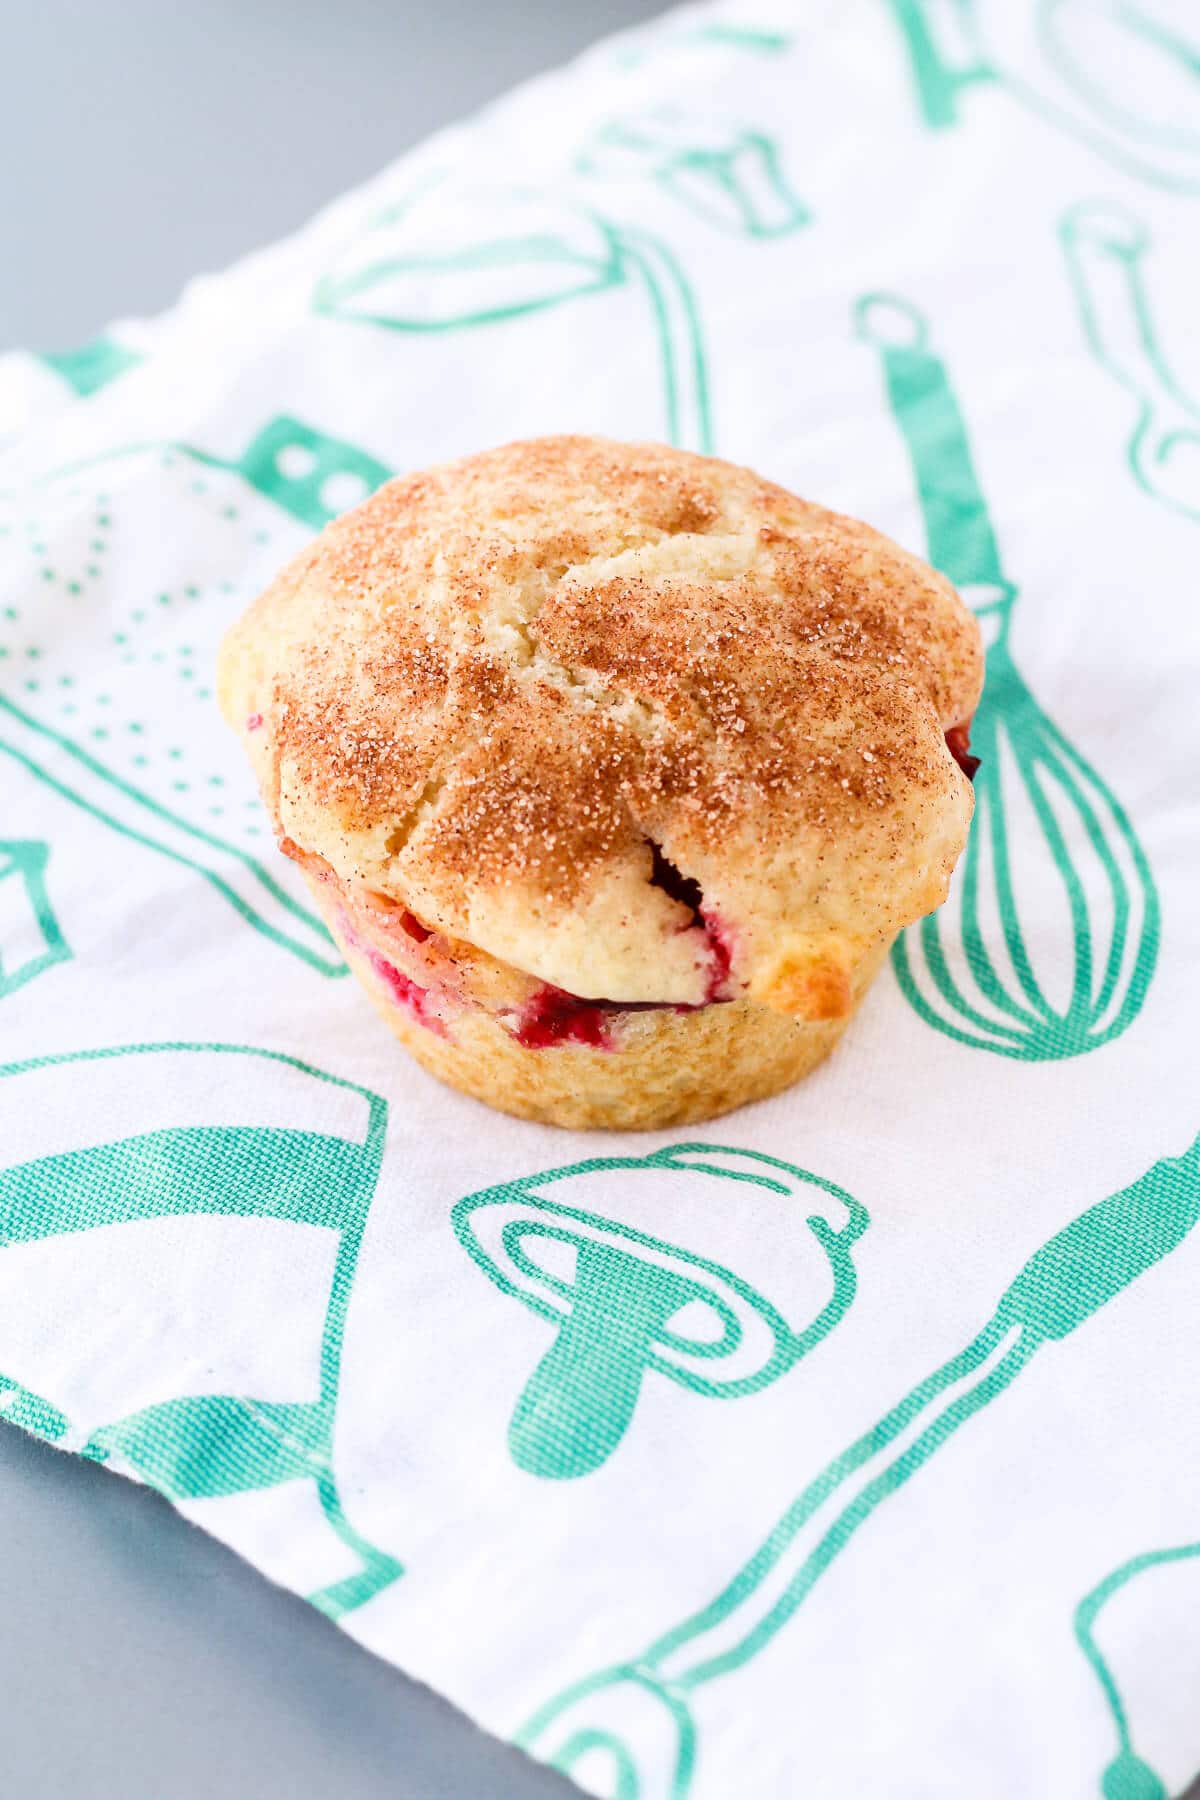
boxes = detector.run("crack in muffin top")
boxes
[219,435,984,1008]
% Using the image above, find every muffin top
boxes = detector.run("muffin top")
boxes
[219,436,983,1013]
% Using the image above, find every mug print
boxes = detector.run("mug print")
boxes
[0,416,392,984]
[518,1133,1200,1798]
[886,0,1200,191]
[0,1042,403,1621]
[856,291,1159,1059]
[453,1144,866,1481]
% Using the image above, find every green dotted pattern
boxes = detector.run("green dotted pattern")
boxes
[0,452,285,841]
[1,418,387,978]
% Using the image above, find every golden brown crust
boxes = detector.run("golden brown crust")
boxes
[337,913,893,1132]
[219,435,982,1019]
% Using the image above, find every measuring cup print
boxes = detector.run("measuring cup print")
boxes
[0,1042,403,1621]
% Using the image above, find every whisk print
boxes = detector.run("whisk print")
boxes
[855,293,1159,1059]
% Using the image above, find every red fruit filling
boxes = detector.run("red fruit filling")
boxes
[945,723,980,781]
[322,839,739,1053]
[648,839,736,1004]
[510,847,738,1048]
[701,915,735,1003]
[365,950,447,1038]
[513,987,705,1051]
[332,901,446,1038]
[514,985,615,1051]
[246,713,263,732]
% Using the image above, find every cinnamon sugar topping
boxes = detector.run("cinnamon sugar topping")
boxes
[218,436,983,1009]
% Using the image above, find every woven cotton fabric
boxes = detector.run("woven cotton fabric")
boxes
[1,4,1198,1795]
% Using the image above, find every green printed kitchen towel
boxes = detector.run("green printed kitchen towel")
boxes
[2,2,1198,1795]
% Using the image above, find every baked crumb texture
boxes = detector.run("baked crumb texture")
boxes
[219,435,983,1129]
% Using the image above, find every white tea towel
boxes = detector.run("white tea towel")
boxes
[2,4,1199,1796]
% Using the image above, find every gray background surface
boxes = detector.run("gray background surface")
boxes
[0,4,661,1797]
[1,0,662,347]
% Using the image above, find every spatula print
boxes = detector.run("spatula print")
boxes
[519,1133,1200,1798]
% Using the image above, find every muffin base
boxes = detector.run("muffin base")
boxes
[340,934,892,1131]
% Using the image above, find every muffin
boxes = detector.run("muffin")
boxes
[218,436,983,1129]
